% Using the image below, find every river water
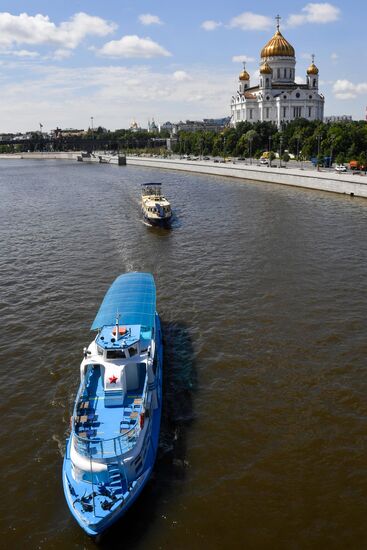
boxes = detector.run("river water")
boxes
[0,159,366,549]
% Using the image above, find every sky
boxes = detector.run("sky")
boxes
[0,0,365,132]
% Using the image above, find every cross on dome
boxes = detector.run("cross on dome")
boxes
[275,14,281,30]
[311,53,315,63]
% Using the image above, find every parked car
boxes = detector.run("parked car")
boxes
[335,164,347,172]
[259,157,268,165]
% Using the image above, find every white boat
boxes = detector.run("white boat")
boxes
[141,183,172,226]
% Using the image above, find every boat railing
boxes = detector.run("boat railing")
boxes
[73,421,141,459]
[73,374,149,460]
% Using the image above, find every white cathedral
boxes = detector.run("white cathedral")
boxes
[231,17,324,128]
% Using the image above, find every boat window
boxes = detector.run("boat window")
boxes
[128,346,136,357]
[97,345,104,356]
[106,349,125,359]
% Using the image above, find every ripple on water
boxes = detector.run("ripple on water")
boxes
[0,160,367,548]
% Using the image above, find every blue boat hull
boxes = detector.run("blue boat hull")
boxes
[62,310,163,536]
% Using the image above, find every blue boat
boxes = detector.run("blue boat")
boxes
[62,273,163,536]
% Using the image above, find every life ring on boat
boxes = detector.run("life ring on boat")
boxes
[139,412,145,429]
[112,326,127,336]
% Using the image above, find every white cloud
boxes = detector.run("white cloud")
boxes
[295,75,305,84]
[173,70,191,81]
[229,12,273,31]
[53,49,73,60]
[300,52,312,60]
[201,20,222,31]
[98,35,171,58]
[0,48,40,58]
[138,14,163,26]
[0,12,116,49]
[287,3,340,27]
[331,52,338,60]
[232,55,255,63]
[0,64,234,131]
[333,79,367,99]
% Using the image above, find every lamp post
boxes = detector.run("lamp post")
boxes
[279,135,283,168]
[268,136,272,167]
[249,137,253,165]
[296,137,300,164]
[330,136,335,170]
[316,134,321,171]
[223,136,226,162]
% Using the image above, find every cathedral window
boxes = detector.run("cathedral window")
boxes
[283,106,287,118]
[308,107,312,117]
[266,78,269,87]
[296,92,300,98]
[260,78,263,87]
[284,68,287,78]
[266,107,270,118]
[313,79,316,87]
[277,68,280,78]
[249,109,253,120]
[293,106,302,118]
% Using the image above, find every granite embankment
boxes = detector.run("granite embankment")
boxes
[127,156,367,199]
[1,152,366,198]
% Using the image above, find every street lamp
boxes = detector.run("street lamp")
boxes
[296,137,300,163]
[316,134,321,171]
[279,135,283,168]
[330,136,335,169]
[223,137,226,162]
[268,136,272,167]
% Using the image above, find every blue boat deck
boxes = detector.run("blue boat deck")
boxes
[74,365,146,442]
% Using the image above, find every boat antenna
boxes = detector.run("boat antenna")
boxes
[115,311,120,339]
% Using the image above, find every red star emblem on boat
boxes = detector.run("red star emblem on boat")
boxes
[109,375,118,384]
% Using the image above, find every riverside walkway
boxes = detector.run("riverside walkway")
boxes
[126,156,367,199]
[1,152,366,198]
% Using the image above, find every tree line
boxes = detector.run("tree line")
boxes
[1,119,366,165]
[172,119,367,165]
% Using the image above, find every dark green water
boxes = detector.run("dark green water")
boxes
[0,159,366,549]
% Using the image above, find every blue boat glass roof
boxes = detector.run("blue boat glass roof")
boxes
[91,273,156,331]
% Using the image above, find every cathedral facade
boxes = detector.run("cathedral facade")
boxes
[230,19,324,128]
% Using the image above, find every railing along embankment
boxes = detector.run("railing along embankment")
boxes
[127,157,367,199]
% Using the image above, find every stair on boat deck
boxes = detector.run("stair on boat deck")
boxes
[107,462,127,497]
[104,389,124,408]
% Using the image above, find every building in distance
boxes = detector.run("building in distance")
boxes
[231,16,324,128]
[324,115,352,123]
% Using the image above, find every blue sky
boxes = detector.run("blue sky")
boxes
[0,0,365,132]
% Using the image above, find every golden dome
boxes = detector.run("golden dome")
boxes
[260,61,272,74]
[307,62,319,75]
[239,69,250,81]
[239,62,250,81]
[261,30,295,58]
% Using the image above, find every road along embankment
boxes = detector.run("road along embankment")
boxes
[0,152,78,160]
[127,157,367,199]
